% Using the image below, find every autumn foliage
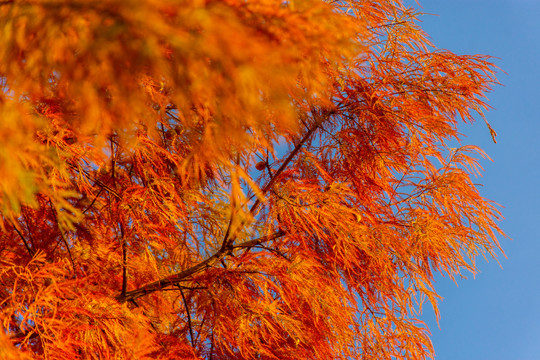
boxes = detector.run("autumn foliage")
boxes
[0,0,503,359]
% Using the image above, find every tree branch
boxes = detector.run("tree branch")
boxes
[116,231,285,303]
[249,112,329,215]
[179,286,196,349]
[68,163,122,200]
[218,109,331,253]
[12,224,34,257]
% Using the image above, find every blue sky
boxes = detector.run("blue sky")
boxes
[403,1,540,359]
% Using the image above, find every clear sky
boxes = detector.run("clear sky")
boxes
[403,1,540,359]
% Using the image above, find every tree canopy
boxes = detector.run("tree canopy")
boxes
[0,0,503,359]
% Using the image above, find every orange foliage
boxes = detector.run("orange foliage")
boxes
[0,0,504,359]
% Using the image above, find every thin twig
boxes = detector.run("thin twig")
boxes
[249,114,326,215]
[82,187,104,215]
[21,210,36,250]
[195,310,207,345]
[68,164,121,199]
[12,224,35,257]
[178,286,196,349]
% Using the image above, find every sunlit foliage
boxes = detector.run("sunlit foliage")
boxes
[0,0,503,359]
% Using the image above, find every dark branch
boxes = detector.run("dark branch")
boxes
[179,286,196,349]
[116,231,285,303]
[68,163,121,200]
[12,223,34,257]
[249,112,328,215]
[218,109,331,254]
[81,187,104,215]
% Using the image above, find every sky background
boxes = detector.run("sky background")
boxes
[403,1,540,359]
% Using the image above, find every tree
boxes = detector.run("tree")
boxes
[0,0,504,359]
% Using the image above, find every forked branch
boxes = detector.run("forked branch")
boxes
[116,231,285,303]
